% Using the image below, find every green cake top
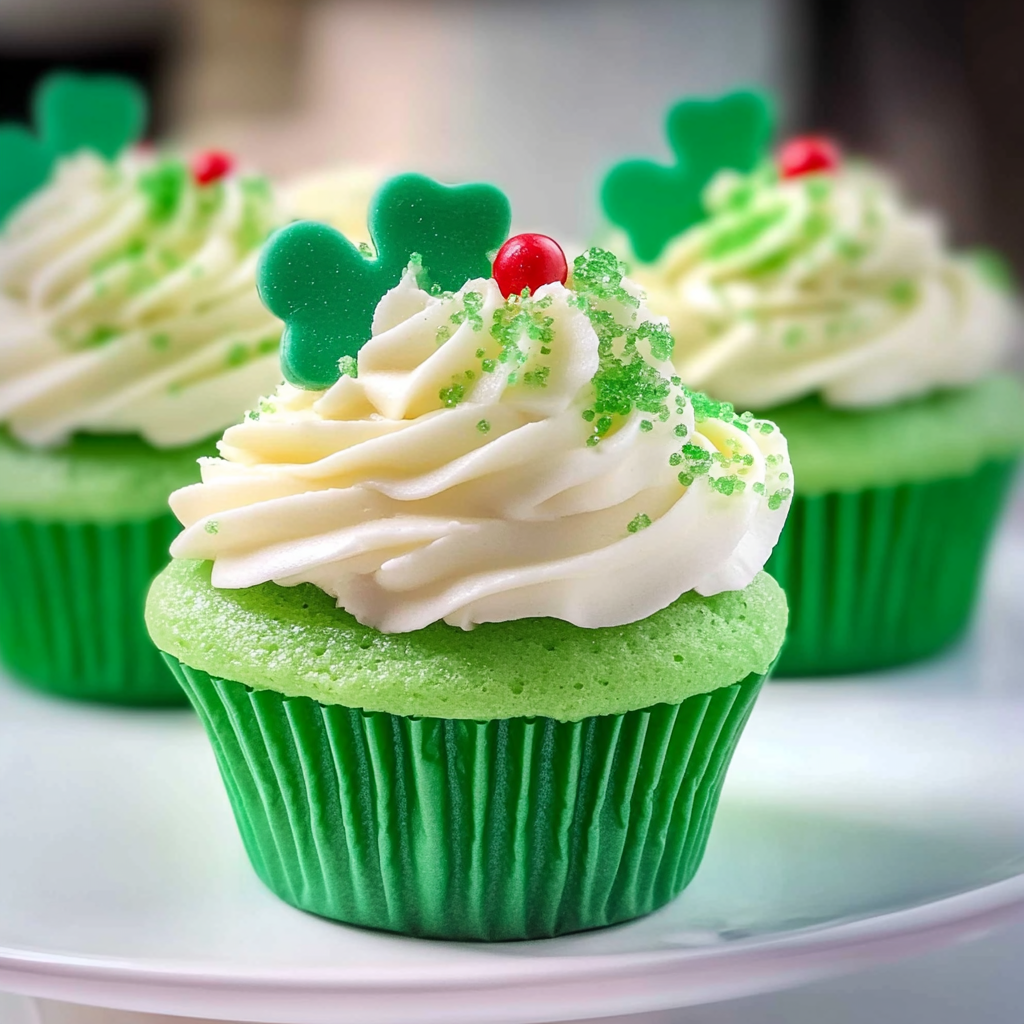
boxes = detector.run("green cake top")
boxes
[770,374,1024,494]
[146,558,787,722]
[0,429,212,520]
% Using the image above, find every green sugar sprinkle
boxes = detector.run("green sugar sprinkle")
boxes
[338,355,358,378]
[489,293,555,376]
[704,205,787,260]
[887,279,917,307]
[805,178,832,202]
[358,241,373,257]
[640,420,653,432]
[522,365,550,388]
[439,382,466,408]
[627,513,652,534]
[81,325,120,348]
[476,419,491,434]
[782,325,805,348]
[674,423,688,437]
[837,237,866,262]
[710,476,745,496]
[90,237,145,276]
[580,307,672,425]
[572,248,640,308]
[767,487,792,511]
[226,343,250,367]
[235,176,274,247]
[436,325,452,345]
[140,159,188,223]
[634,320,674,361]
[451,290,484,332]
[204,520,219,535]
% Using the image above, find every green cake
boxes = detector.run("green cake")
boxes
[148,558,786,721]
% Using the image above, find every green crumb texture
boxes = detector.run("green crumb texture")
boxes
[768,375,1024,494]
[0,430,216,521]
[146,560,788,723]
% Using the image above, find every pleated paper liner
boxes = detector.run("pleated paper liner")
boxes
[169,660,768,941]
[0,514,187,705]
[766,457,1018,677]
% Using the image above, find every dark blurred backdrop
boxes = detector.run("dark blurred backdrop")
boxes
[1,0,1022,272]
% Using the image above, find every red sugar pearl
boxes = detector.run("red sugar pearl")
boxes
[778,135,841,179]
[492,233,568,299]
[192,149,236,185]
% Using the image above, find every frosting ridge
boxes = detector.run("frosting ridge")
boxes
[0,151,285,447]
[628,164,1017,410]
[170,250,793,633]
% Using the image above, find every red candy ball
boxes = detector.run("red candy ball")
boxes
[192,149,236,185]
[492,233,568,298]
[778,135,841,179]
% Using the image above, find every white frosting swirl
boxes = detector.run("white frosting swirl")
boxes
[629,165,1017,410]
[0,151,286,447]
[169,258,793,633]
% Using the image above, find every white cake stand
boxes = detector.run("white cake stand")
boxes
[1,530,1023,1024]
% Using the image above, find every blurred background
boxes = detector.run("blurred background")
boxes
[2,0,1023,271]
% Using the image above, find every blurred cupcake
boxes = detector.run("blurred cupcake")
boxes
[601,90,1024,675]
[0,72,286,704]
[146,173,792,939]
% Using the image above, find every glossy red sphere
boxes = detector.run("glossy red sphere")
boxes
[778,135,841,179]
[192,149,236,185]
[492,233,568,298]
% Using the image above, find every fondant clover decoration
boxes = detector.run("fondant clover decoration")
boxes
[0,71,147,223]
[601,89,776,263]
[258,173,512,391]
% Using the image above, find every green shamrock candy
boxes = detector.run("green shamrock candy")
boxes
[259,173,511,391]
[35,72,146,160]
[372,173,511,292]
[0,126,54,224]
[602,89,776,263]
[259,221,390,392]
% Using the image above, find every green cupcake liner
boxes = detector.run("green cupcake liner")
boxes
[766,458,1018,676]
[169,659,768,940]
[0,514,186,704]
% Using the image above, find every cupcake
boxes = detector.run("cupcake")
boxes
[146,172,792,940]
[0,72,291,704]
[601,90,1024,676]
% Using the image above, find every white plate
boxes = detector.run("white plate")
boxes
[1,529,1024,1024]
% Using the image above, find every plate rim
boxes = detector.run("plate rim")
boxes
[1,870,1022,994]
